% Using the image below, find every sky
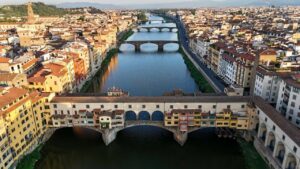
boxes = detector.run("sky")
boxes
[0,0,199,5]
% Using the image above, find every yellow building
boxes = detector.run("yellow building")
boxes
[0,87,54,164]
[0,73,28,88]
[164,107,254,132]
[28,63,73,93]
[0,116,14,169]
[259,49,277,64]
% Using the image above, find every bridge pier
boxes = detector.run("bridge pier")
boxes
[158,44,164,52]
[173,131,188,146]
[102,128,119,146]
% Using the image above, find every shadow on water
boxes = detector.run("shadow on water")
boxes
[36,127,246,169]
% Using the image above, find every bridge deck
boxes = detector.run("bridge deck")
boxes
[139,23,176,28]
[51,95,252,103]
[125,40,178,43]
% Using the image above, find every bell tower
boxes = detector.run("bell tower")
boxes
[27,1,35,24]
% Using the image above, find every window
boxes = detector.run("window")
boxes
[53,104,57,108]
[292,95,297,100]
[293,146,297,153]
[72,105,76,108]
[101,105,104,108]
[272,125,276,131]
[156,105,160,108]
[184,105,188,109]
[227,105,231,109]
[282,135,285,140]
[142,105,146,108]
[291,102,295,108]
[128,105,132,109]
[170,105,173,109]
[241,105,245,108]
[264,117,267,122]
[198,105,202,109]
[114,105,118,108]
[86,105,90,109]
[213,105,216,109]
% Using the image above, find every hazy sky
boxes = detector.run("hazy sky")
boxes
[0,0,201,5]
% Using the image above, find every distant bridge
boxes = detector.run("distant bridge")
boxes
[137,23,177,32]
[123,40,179,52]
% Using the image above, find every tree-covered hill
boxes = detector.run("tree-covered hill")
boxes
[0,2,70,17]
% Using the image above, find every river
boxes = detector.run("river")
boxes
[36,127,246,169]
[35,15,249,169]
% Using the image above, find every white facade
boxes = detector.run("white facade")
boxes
[276,79,300,128]
[190,38,211,62]
[257,106,300,169]
[254,72,281,104]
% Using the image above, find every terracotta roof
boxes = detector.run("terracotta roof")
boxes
[0,57,10,63]
[0,73,18,81]
[0,87,28,110]
[260,49,276,55]
[22,58,38,70]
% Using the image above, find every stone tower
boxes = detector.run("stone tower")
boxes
[27,1,35,24]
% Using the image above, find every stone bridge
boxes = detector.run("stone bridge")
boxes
[49,95,300,169]
[123,40,178,52]
[137,23,176,32]
[137,27,176,32]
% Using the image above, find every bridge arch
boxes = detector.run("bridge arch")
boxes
[172,28,178,33]
[119,43,135,52]
[125,111,137,121]
[138,111,151,120]
[161,28,170,32]
[275,141,286,164]
[266,131,276,152]
[163,43,179,52]
[151,111,164,121]
[124,121,176,134]
[258,123,267,142]
[284,153,297,169]
[138,28,148,32]
[140,43,158,52]
[150,28,159,32]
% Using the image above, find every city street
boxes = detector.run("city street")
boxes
[168,14,227,93]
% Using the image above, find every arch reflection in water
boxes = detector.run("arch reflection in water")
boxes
[120,43,179,53]
[161,28,170,32]
[140,43,158,53]
[150,28,159,32]
[164,43,179,52]
[119,44,135,52]
[172,28,178,33]
[36,127,246,169]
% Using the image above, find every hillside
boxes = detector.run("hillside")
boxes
[0,2,70,18]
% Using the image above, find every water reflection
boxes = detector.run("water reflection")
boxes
[36,127,246,169]
[127,32,178,41]
[88,52,198,96]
